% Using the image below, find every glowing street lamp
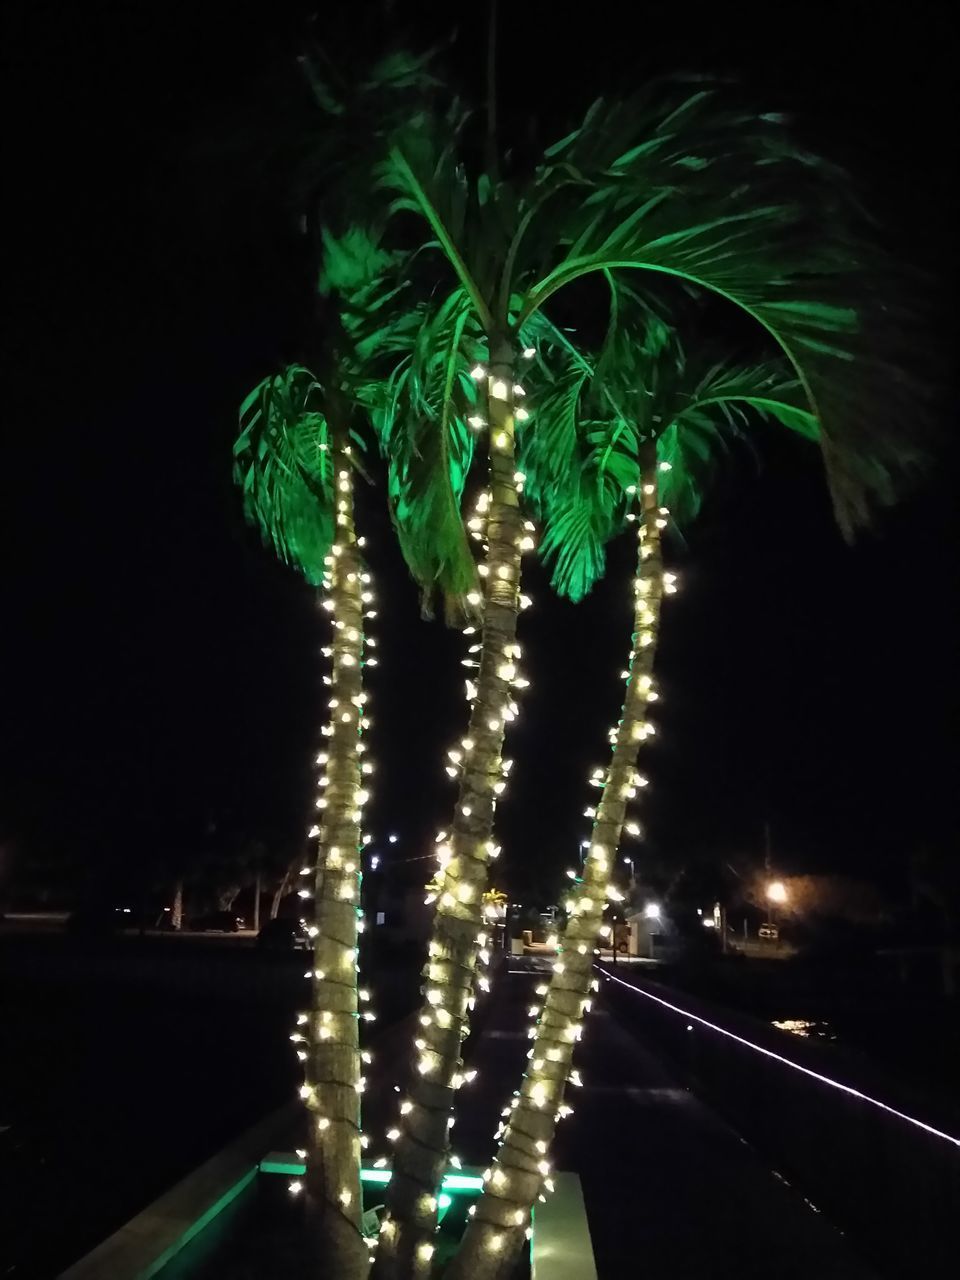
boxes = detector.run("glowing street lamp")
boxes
[643,902,661,921]
[766,880,788,905]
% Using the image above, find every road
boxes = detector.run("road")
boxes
[0,931,900,1278]
[453,957,876,1280]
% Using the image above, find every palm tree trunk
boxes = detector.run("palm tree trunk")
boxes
[270,859,297,920]
[170,878,183,930]
[303,435,369,1280]
[373,337,523,1280]
[447,446,665,1280]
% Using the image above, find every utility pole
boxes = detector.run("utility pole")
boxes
[253,869,261,933]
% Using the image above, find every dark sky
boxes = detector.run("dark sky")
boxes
[1,0,956,905]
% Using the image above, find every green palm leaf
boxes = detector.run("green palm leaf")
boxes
[539,336,817,599]
[233,365,336,585]
[511,86,924,535]
[372,289,484,612]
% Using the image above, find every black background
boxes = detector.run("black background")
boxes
[1,0,956,905]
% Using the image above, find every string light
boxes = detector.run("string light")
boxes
[459,452,674,1247]
[380,345,540,1269]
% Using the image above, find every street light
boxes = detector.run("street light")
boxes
[643,902,661,921]
[766,880,788,905]
[388,834,398,845]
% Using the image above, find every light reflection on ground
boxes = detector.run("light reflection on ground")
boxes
[771,1018,837,1041]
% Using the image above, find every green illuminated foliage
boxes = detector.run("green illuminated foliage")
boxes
[233,365,337,585]
[373,80,921,539]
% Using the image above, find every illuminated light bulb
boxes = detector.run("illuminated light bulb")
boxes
[490,379,508,400]
[468,415,486,428]
[519,594,533,609]
[643,483,656,495]
[418,1243,435,1263]
[289,1180,303,1195]
[494,431,508,448]
[514,470,527,485]
[467,591,482,606]
[515,406,530,421]
[470,364,486,381]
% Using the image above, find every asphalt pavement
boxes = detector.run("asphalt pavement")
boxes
[455,957,877,1280]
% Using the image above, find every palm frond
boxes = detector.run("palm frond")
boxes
[374,105,496,329]
[233,365,336,584]
[537,326,821,598]
[372,289,484,611]
[511,85,924,535]
[538,471,621,604]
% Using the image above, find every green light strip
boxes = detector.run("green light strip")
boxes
[144,1166,257,1278]
[258,1160,484,1194]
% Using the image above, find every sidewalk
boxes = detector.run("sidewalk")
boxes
[459,959,875,1280]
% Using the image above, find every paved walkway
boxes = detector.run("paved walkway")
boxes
[457,959,876,1280]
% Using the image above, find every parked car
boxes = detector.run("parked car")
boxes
[257,918,310,950]
[189,910,245,933]
[758,922,780,941]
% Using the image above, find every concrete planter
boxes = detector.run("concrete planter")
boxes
[58,1110,596,1280]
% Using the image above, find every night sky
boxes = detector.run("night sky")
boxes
[2,1,955,907]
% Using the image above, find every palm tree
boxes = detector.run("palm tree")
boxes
[448,339,873,1278]
[235,364,373,1277]
[368,80,915,1276]
[233,219,488,1279]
